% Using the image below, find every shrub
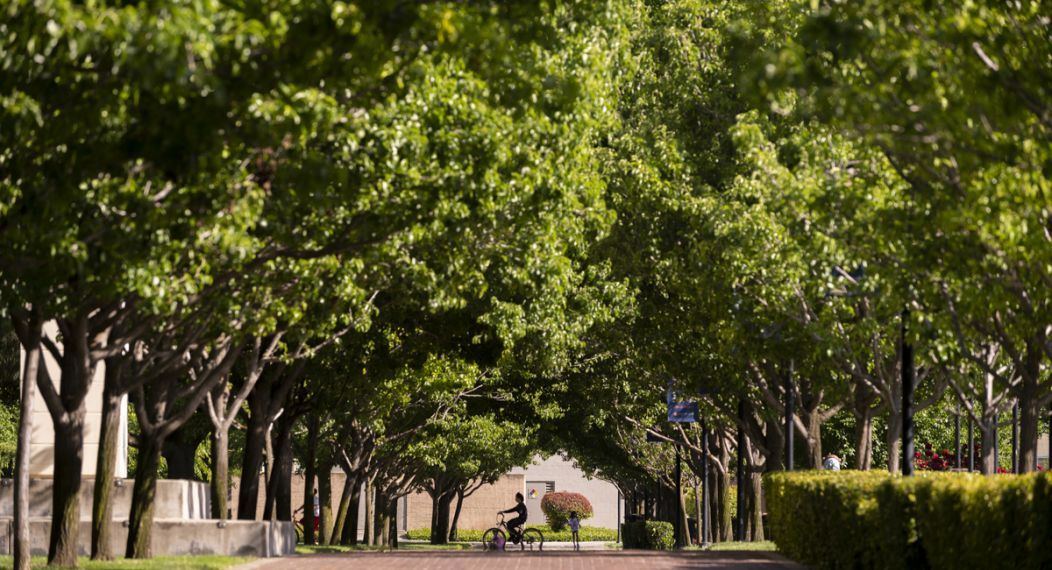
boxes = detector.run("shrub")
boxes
[540,491,593,531]
[766,470,1052,570]
[621,521,674,550]
[404,524,617,543]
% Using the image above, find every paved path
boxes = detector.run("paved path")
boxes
[243,550,806,570]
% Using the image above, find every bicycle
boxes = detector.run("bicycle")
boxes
[482,513,544,551]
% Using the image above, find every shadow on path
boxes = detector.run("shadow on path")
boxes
[241,549,806,570]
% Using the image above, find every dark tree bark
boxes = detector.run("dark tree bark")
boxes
[342,477,362,545]
[448,488,465,542]
[330,472,354,545]
[317,455,334,544]
[302,416,319,544]
[238,406,267,520]
[91,376,123,560]
[210,426,230,519]
[263,413,295,522]
[126,434,164,558]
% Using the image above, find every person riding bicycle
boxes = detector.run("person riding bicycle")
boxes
[499,492,528,543]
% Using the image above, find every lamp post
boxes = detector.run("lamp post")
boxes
[967,408,975,472]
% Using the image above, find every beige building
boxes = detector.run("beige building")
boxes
[403,453,623,532]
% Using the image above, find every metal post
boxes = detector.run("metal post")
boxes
[968,409,975,472]
[1011,402,1019,473]
[616,490,621,543]
[902,308,915,476]
[735,400,745,541]
[675,445,683,549]
[785,359,795,471]
[701,422,711,548]
[954,402,962,469]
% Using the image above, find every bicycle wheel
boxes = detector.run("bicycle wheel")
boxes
[521,528,544,551]
[482,527,506,551]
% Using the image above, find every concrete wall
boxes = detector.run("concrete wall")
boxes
[1040,434,1050,469]
[404,474,524,532]
[0,479,209,520]
[0,518,294,557]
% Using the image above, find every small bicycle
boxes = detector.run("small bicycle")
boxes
[482,513,544,551]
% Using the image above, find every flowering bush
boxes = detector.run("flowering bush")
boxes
[540,491,593,531]
[914,442,957,471]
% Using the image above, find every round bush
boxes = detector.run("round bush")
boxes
[540,491,593,531]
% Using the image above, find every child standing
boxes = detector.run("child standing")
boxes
[568,511,581,551]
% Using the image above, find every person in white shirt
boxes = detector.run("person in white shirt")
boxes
[568,511,581,550]
[823,453,842,471]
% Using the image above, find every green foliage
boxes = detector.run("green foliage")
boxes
[405,525,617,543]
[539,491,593,531]
[767,471,1052,570]
[621,521,674,551]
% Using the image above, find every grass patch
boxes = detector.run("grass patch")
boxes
[296,543,474,554]
[0,555,251,569]
[708,541,777,552]
[405,525,617,543]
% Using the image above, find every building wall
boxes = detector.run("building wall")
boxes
[403,454,623,533]
[1039,433,1050,469]
[511,454,622,529]
[404,474,524,532]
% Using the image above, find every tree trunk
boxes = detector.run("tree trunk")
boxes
[317,457,333,545]
[49,411,86,567]
[91,384,122,560]
[363,477,373,545]
[694,481,703,545]
[237,407,267,520]
[765,418,785,472]
[262,416,293,522]
[431,491,454,545]
[448,488,465,542]
[677,485,690,547]
[302,417,318,544]
[126,433,164,558]
[161,435,199,480]
[378,495,391,547]
[801,407,823,469]
[980,417,998,475]
[211,428,230,520]
[853,406,874,470]
[13,316,41,570]
[343,477,362,546]
[330,474,354,545]
[746,469,764,541]
[388,499,399,549]
[1017,364,1040,473]
[886,410,903,474]
[717,470,731,542]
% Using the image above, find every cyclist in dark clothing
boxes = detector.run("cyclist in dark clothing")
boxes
[500,492,527,543]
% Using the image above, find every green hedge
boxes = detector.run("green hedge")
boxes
[621,521,674,550]
[405,525,617,543]
[767,470,1052,570]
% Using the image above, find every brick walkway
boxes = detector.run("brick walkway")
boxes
[243,550,805,570]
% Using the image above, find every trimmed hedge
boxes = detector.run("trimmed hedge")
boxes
[405,524,617,542]
[540,491,594,531]
[621,521,674,550]
[767,470,1052,570]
